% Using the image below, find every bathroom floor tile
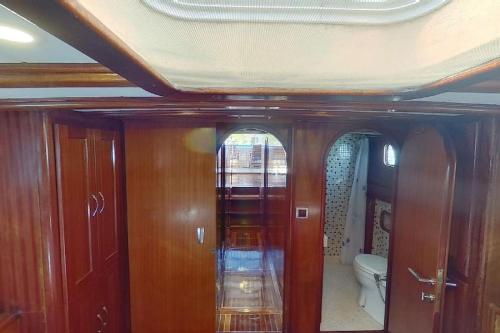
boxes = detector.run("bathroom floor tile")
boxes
[320,256,383,331]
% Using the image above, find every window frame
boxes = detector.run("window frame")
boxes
[383,143,397,168]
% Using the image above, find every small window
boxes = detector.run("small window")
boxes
[383,144,397,167]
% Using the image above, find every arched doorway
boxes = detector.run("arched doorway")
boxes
[320,130,398,332]
[216,129,287,333]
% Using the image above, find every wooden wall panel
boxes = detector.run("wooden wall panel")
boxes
[481,116,500,333]
[289,122,341,333]
[125,121,217,333]
[0,112,47,333]
[441,120,490,333]
[0,313,20,333]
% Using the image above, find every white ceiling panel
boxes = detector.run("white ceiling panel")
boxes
[65,0,500,93]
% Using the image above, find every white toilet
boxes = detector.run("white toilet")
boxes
[353,254,388,325]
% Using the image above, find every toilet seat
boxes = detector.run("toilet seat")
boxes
[354,254,387,275]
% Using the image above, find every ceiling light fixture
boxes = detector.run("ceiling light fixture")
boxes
[0,25,34,43]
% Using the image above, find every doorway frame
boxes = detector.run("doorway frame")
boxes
[318,126,401,333]
[216,123,292,333]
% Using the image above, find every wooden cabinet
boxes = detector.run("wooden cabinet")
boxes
[55,122,125,333]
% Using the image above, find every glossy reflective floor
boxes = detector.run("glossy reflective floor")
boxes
[217,227,282,332]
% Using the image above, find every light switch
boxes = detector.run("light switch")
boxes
[296,207,308,219]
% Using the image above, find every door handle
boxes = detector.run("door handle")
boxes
[408,268,458,288]
[408,267,436,285]
[98,192,105,214]
[90,194,99,217]
[196,227,205,244]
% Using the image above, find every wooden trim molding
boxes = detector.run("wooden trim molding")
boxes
[0,97,498,118]
[1,2,500,98]
[0,63,132,88]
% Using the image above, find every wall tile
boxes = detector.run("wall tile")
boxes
[324,134,363,256]
[372,199,391,258]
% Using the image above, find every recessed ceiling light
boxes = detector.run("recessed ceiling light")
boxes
[0,26,34,43]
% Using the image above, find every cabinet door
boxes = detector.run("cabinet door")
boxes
[95,129,125,333]
[54,124,99,333]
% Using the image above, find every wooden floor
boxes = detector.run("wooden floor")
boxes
[217,227,282,333]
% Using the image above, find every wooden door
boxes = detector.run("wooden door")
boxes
[54,124,99,333]
[125,123,217,333]
[388,126,456,333]
[95,129,124,333]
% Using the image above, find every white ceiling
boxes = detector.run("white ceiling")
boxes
[66,0,500,94]
[0,4,93,63]
[0,3,498,104]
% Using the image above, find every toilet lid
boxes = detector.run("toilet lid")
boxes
[354,254,387,274]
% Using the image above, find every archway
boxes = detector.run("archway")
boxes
[320,130,398,332]
[216,128,287,333]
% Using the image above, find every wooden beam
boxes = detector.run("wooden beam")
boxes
[0,63,133,88]
[0,96,497,117]
[451,79,500,94]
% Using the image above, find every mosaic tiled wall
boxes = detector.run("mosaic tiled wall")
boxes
[372,199,391,258]
[324,134,363,257]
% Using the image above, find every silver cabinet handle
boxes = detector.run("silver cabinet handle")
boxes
[97,313,107,327]
[90,194,99,217]
[196,227,205,244]
[98,192,105,214]
[408,267,436,285]
[102,306,109,325]
[97,313,106,332]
